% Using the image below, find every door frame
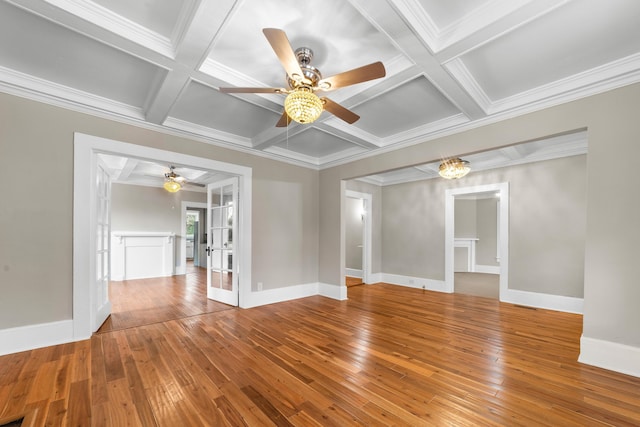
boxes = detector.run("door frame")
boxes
[180,202,207,274]
[73,132,252,340]
[444,182,509,299]
[345,190,372,285]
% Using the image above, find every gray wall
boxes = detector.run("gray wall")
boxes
[110,184,206,272]
[345,197,363,270]
[454,199,477,238]
[0,91,318,329]
[476,198,498,267]
[321,82,640,349]
[380,155,586,297]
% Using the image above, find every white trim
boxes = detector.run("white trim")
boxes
[475,265,501,275]
[446,183,509,297]
[579,336,640,378]
[346,268,363,278]
[243,284,318,308]
[74,133,253,341]
[319,283,348,301]
[369,272,383,284]
[501,289,583,314]
[380,273,448,293]
[0,320,77,356]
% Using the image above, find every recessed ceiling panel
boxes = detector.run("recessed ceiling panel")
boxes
[353,76,461,137]
[461,0,640,101]
[0,2,165,107]
[417,0,489,30]
[274,128,359,158]
[170,81,280,138]
[207,0,400,87]
[91,0,190,38]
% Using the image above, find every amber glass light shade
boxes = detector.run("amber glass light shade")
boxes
[439,158,470,179]
[284,87,323,124]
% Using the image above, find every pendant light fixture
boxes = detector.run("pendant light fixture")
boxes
[439,158,471,179]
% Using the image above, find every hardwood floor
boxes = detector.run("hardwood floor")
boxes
[2,284,640,425]
[345,276,364,287]
[98,264,232,333]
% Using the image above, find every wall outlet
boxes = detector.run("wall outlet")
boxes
[257,282,263,291]
[422,284,426,290]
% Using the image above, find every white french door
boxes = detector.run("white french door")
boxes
[93,158,112,331]
[206,177,239,306]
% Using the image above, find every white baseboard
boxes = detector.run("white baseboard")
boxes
[579,335,640,378]
[368,273,383,284]
[346,268,363,278]
[0,320,79,356]
[241,283,319,309]
[380,273,448,293]
[474,265,500,274]
[241,282,348,308]
[319,283,348,300]
[501,289,583,314]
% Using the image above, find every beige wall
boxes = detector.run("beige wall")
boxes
[322,82,640,349]
[110,184,207,271]
[476,198,498,267]
[0,92,318,329]
[454,199,477,238]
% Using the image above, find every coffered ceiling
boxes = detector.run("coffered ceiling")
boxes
[1,0,639,169]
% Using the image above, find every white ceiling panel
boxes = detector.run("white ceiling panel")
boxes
[274,128,359,158]
[1,1,639,169]
[91,0,190,39]
[169,81,281,138]
[0,1,166,107]
[416,0,491,30]
[460,0,640,101]
[353,76,461,137]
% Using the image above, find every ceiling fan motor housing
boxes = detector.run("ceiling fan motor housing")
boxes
[287,47,322,88]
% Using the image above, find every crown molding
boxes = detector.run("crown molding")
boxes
[0,65,145,119]
[43,0,175,58]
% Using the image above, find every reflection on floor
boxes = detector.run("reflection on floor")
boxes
[346,276,364,287]
[454,272,499,299]
[98,263,233,333]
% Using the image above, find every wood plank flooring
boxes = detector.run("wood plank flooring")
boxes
[2,284,640,425]
[98,265,232,333]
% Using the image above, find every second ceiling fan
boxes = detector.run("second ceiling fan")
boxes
[219,28,386,127]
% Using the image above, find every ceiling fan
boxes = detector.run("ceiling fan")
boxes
[163,165,204,193]
[219,28,386,127]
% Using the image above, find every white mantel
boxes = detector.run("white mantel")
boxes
[454,238,479,273]
[110,232,175,281]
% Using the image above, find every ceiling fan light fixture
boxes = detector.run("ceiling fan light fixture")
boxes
[284,87,323,124]
[439,158,470,179]
[163,179,181,193]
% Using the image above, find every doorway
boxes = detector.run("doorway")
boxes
[445,183,509,300]
[181,202,208,274]
[345,190,372,288]
[73,133,253,339]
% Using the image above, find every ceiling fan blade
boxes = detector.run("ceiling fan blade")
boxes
[321,98,360,124]
[317,61,386,91]
[219,87,286,94]
[262,28,308,84]
[275,111,292,127]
